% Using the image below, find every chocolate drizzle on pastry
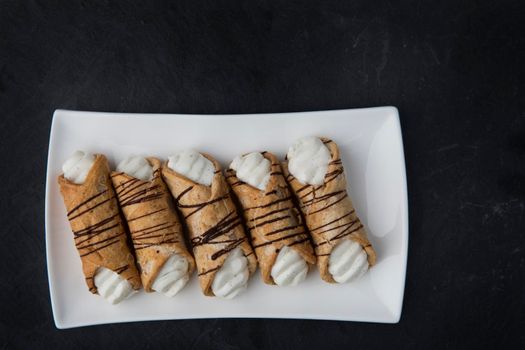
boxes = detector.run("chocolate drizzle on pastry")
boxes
[225,152,316,285]
[161,153,257,296]
[67,185,124,258]
[175,189,247,263]
[58,154,142,293]
[282,138,377,283]
[111,158,195,292]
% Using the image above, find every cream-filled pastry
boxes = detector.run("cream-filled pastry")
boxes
[283,137,376,283]
[227,151,315,286]
[112,156,195,297]
[162,151,257,297]
[58,152,141,303]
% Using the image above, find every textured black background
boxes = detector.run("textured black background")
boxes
[1,0,524,348]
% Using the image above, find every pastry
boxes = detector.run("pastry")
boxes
[111,156,195,297]
[161,150,257,298]
[226,152,316,286]
[58,151,141,304]
[283,137,377,283]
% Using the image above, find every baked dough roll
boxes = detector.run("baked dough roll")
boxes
[161,150,257,298]
[226,152,316,286]
[282,137,377,283]
[111,156,195,297]
[58,151,141,304]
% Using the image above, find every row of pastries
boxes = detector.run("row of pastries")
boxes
[58,137,376,304]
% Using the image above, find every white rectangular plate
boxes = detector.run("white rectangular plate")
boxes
[46,107,408,329]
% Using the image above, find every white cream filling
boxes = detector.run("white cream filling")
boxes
[230,152,271,191]
[328,240,369,283]
[211,247,249,299]
[116,155,153,181]
[270,246,308,286]
[93,267,134,305]
[287,136,331,186]
[62,150,95,184]
[151,254,190,297]
[167,150,215,186]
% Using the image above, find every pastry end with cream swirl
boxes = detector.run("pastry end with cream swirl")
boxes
[116,155,153,181]
[151,254,190,297]
[167,150,214,186]
[63,151,95,184]
[328,240,369,283]
[211,247,249,299]
[93,267,135,305]
[230,152,271,191]
[287,136,331,186]
[271,246,308,286]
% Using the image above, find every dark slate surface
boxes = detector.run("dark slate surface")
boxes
[1,0,524,348]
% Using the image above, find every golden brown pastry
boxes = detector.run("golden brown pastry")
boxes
[111,157,195,296]
[58,153,141,301]
[282,137,376,283]
[226,151,316,286]
[161,150,257,297]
